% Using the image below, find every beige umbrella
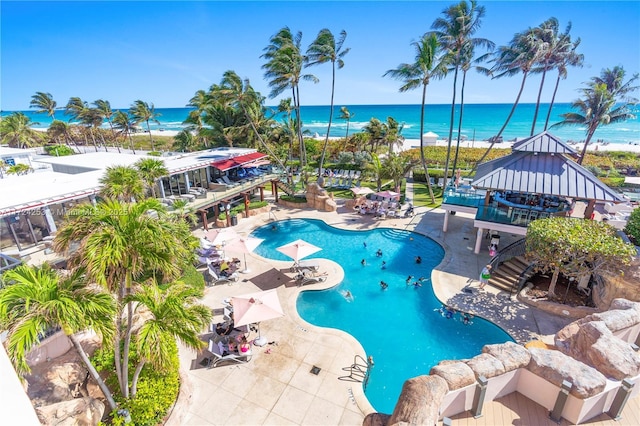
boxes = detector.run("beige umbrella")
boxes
[232,289,284,346]
[276,239,322,268]
[204,228,239,246]
[350,186,374,196]
[224,236,264,274]
[375,190,400,200]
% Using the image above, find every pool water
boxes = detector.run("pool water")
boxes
[251,219,513,413]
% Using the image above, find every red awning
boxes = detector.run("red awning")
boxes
[210,152,267,171]
[242,159,270,168]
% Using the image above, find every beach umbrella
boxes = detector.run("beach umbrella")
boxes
[350,186,374,196]
[204,228,239,246]
[276,239,322,264]
[224,236,264,274]
[375,190,400,200]
[231,289,284,346]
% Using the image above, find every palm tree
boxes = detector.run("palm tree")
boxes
[0,112,43,148]
[125,284,211,397]
[113,110,137,153]
[432,0,492,186]
[0,264,117,411]
[362,117,385,153]
[218,70,291,183]
[94,99,120,152]
[99,165,145,202]
[135,158,168,198]
[553,75,637,164]
[382,153,417,193]
[591,65,639,101]
[262,27,318,166]
[53,198,197,399]
[383,116,404,156]
[339,106,354,139]
[543,34,583,130]
[305,29,350,181]
[29,91,57,120]
[472,28,542,170]
[65,97,100,152]
[275,98,296,161]
[130,100,161,151]
[384,33,447,203]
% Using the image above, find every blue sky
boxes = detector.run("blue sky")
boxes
[1,1,639,110]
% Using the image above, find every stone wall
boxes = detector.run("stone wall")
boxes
[595,256,640,309]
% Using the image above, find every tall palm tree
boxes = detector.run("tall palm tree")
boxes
[29,91,57,120]
[384,33,447,203]
[99,165,145,202]
[130,100,161,151]
[65,97,99,152]
[543,34,583,130]
[472,28,542,170]
[432,0,492,186]
[125,284,211,397]
[276,98,296,161]
[0,112,43,148]
[305,29,350,181]
[218,70,291,183]
[113,110,137,153]
[135,158,168,198]
[53,198,197,399]
[339,106,354,139]
[94,99,120,152]
[0,264,117,411]
[553,73,637,164]
[382,153,417,193]
[383,116,404,156]
[591,65,639,101]
[262,27,318,167]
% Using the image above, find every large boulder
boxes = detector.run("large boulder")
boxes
[466,353,506,379]
[527,348,607,398]
[36,397,105,426]
[27,361,89,406]
[305,183,337,212]
[595,258,640,309]
[429,361,475,390]
[610,298,640,313]
[482,341,531,372]
[555,321,640,380]
[388,375,448,426]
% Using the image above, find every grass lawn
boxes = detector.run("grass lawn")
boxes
[413,181,443,208]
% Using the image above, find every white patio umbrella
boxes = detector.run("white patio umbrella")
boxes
[276,239,322,267]
[232,289,284,346]
[350,186,374,196]
[204,228,239,246]
[375,190,400,200]
[224,236,264,274]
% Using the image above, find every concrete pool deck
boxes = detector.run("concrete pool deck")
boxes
[167,192,639,425]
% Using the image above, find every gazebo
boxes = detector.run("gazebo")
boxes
[441,131,626,254]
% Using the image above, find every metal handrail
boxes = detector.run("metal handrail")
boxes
[510,262,537,299]
[489,238,527,271]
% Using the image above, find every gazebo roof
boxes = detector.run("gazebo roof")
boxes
[473,142,624,202]
[512,131,578,156]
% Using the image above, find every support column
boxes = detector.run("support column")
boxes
[214,204,219,221]
[549,380,572,423]
[584,199,596,220]
[443,209,450,232]
[42,206,57,234]
[243,193,250,218]
[474,228,484,254]
[89,195,97,206]
[259,186,264,201]
[608,379,634,421]
[471,376,488,418]
[225,201,231,228]
[184,172,191,191]
[199,209,209,231]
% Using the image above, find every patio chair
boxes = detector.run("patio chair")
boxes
[206,264,239,286]
[206,339,252,368]
[296,270,328,287]
[221,175,241,187]
[292,259,320,273]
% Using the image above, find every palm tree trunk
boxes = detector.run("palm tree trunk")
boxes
[469,71,529,175]
[578,127,597,165]
[130,361,145,398]
[531,67,549,135]
[128,132,136,154]
[88,128,99,152]
[543,73,562,130]
[68,333,118,412]
[345,118,350,139]
[317,63,337,184]
[108,122,121,153]
[442,66,460,190]
[146,121,155,151]
[420,84,435,203]
[241,105,292,186]
[295,85,306,166]
[451,70,468,183]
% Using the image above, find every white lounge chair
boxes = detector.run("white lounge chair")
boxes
[206,339,252,368]
[296,270,328,287]
[207,264,239,286]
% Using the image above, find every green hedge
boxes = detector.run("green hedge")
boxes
[624,208,640,245]
[280,195,307,203]
[44,145,75,156]
[218,200,268,220]
[600,177,626,188]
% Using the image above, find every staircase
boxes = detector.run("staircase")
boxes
[275,179,296,196]
[488,256,533,293]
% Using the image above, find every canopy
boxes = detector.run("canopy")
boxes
[350,187,374,196]
[231,289,284,327]
[276,239,321,262]
[224,237,264,273]
[210,152,267,171]
[376,190,400,200]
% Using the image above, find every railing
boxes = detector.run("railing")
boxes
[442,187,484,208]
[475,205,562,228]
[339,354,374,392]
[509,262,537,299]
[489,238,527,271]
[0,253,22,277]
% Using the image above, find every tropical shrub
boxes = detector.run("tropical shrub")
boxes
[44,144,75,156]
[280,195,307,203]
[624,208,640,244]
[353,151,372,168]
[337,152,354,165]
[599,177,626,187]
[147,151,162,157]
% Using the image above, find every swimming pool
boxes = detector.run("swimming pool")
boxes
[251,219,513,413]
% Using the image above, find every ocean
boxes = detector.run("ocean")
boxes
[4,103,640,146]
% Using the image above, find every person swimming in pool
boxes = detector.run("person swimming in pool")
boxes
[379,281,388,290]
[376,249,383,257]
[405,275,413,285]
[361,259,366,266]
[381,261,386,269]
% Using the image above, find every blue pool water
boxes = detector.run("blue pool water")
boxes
[251,219,513,413]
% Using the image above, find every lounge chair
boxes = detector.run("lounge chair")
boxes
[296,270,328,287]
[205,339,252,368]
[222,175,240,187]
[206,264,239,286]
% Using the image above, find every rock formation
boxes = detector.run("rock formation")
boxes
[527,348,607,398]
[388,375,448,426]
[36,397,105,426]
[482,341,531,372]
[305,183,337,212]
[429,361,475,390]
[594,256,640,309]
[466,353,506,379]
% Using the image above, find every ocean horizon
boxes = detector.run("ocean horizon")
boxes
[3,103,639,146]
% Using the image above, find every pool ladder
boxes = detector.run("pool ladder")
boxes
[339,354,374,392]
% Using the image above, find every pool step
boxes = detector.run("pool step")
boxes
[380,229,410,241]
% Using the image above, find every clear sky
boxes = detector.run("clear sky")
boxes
[1,0,639,110]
